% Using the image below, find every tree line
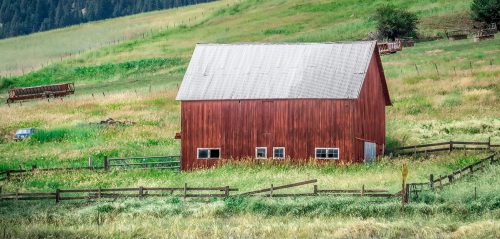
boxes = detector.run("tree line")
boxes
[0,0,216,39]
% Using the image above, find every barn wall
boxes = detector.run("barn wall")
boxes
[180,99,356,170]
[352,49,387,162]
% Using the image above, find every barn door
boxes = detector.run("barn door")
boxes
[364,142,377,163]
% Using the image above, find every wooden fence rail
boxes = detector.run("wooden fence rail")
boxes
[0,179,397,203]
[0,155,180,180]
[385,139,497,156]
[238,179,394,198]
[406,153,497,200]
[0,184,238,202]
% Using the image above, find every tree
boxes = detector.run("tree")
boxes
[373,5,419,40]
[471,0,500,25]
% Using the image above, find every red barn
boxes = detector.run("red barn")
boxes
[176,42,391,170]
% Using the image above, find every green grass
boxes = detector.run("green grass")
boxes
[0,154,498,238]
[0,0,239,77]
[0,0,499,237]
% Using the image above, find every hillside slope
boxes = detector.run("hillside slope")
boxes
[0,0,238,76]
[0,0,472,78]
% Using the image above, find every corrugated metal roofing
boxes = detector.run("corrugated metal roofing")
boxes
[176,41,377,100]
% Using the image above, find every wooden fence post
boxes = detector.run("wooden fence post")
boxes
[313,185,318,195]
[463,144,467,156]
[6,170,10,180]
[487,137,491,150]
[88,157,93,168]
[183,183,187,200]
[270,184,274,198]
[224,186,229,197]
[448,175,453,184]
[404,183,409,203]
[429,174,434,189]
[449,141,453,153]
[55,189,60,203]
[104,156,109,171]
[139,186,144,198]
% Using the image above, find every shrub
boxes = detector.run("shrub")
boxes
[470,0,500,25]
[373,5,419,40]
[0,77,14,90]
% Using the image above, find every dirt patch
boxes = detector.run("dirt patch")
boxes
[426,49,443,55]
[486,49,500,54]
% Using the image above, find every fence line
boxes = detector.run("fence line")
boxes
[2,152,497,204]
[0,184,237,202]
[385,139,498,157]
[0,178,397,203]
[105,155,180,171]
[0,155,180,180]
[406,153,498,200]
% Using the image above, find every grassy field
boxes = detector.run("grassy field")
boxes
[0,0,498,238]
[0,0,473,78]
[0,0,238,77]
[0,153,498,238]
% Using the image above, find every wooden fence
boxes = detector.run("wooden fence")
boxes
[406,153,498,200]
[385,139,498,157]
[0,179,396,203]
[0,155,180,180]
[0,184,238,202]
[0,166,103,180]
[238,179,395,198]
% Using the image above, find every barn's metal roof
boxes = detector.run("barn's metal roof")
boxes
[176,41,377,100]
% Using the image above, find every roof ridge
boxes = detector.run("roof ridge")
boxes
[196,41,376,45]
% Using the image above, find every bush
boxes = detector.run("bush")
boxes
[373,5,419,40]
[0,77,14,90]
[471,0,500,25]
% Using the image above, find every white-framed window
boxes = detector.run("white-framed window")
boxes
[315,148,339,160]
[197,148,221,159]
[273,147,285,159]
[256,147,267,159]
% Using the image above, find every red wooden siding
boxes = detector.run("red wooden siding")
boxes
[181,99,356,170]
[179,48,389,170]
[352,49,388,162]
